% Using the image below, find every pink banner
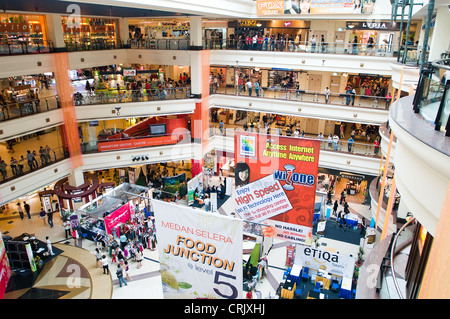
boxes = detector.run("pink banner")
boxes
[0,235,11,299]
[104,202,131,234]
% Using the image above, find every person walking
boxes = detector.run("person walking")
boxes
[254,81,260,97]
[72,228,79,246]
[135,249,143,269]
[63,219,71,238]
[324,87,331,104]
[101,255,110,275]
[17,202,24,220]
[124,260,132,281]
[47,209,54,228]
[46,236,55,256]
[116,264,128,287]
[94,248,102,268]
[39,208,46,225]
[23,201,31,220]
[333,200,339,216]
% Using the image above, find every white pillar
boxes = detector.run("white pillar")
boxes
[428,6,450,61]
[189,16,203,49]
[68,168,85,187]
[118,18,129,45]
[45,13,65,50]
[190,52,203,96]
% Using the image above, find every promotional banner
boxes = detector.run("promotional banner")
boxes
[104,202,131,234]
[153,200,243,299]
[294,244,356,278]
[256,0,375,16]
[234,132,320,245]
[0,232,11,299]
[234,174,292,223]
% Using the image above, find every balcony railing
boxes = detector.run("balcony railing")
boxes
[413,58,450,136]
[213,86,392,110]
[73,87,192,106]
[127,38,190,50]
[64,40,124,52]
[0,145,69,185]
[205,39,397,57]
[0,95,60,122]
[209,125,381,158]
[0,40,54,55]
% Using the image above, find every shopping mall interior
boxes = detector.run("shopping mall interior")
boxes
[0,0,449,303]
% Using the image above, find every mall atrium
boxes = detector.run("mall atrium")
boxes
[0,0,449,301]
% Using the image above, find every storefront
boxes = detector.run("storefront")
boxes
[128,19,190,39]
[346,21,400,55]
[346,73,391,97]
[0,13,49,53]
[317,168,376,205]
[61,16,118,50]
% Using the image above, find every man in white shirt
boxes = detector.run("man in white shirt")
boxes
[46,236,55,256]
[324,87,331,103]
[246,80,253,96]
[204,195,211,212]
[310,35,317,53]
[333,134,340,151]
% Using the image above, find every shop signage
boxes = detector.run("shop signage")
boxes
[123,69,136,77]
[294,244,356,278]
[0,23,32,33]
[153,200,243,299]
[346,21,400,31]
[256,0,375,16]
[340,172,365,182]
[97,135,177,152]
[234,132,320,245]
[239,20,258,27]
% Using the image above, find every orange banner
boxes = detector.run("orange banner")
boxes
[52,53,83,169]
[98,136,178,152]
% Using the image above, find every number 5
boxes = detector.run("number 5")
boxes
[213,271,238,299]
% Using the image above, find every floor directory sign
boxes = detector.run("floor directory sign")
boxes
[234,132,320,245]
[152,200,243,299]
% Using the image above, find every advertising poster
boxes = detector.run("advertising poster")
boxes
[256,0,375,16]
[234,132,320,245]
[152,200,243,299]
[294,244,356,278]
[104,202,131,234]
[0,232,12,299]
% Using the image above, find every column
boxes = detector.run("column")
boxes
[190,50,210,177]
[189,16,203,50]
[45,13,66,51]
[428,6,450,61]
[68,167,85,188]
[118,18,129,46]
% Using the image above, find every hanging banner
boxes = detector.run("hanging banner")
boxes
[234,132,320,245]
[153,200,243,299]
[256,0,375,16]
[104,202,131,234]
[294,244,356,278]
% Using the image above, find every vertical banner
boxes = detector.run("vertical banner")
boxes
[0,232,12,299]
[234,132,320,245]
[53,53,83,169]
[104,202,131,234]
[153,200,243,299]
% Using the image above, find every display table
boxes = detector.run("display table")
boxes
[281,279,296,299]
[315,272,332,290]
[339,276,353,299]
[289,264,302,284]
[340,213,358,227]
[307,290,325,299]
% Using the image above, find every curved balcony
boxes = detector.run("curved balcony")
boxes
[389,88,450,236]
